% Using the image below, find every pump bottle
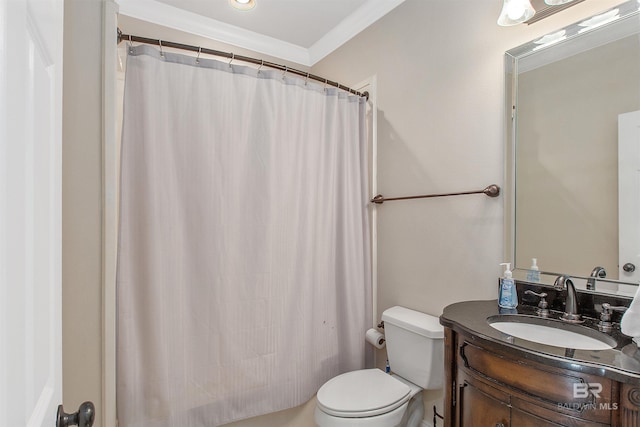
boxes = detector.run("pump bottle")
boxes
[499,262,518,309]
[526,258,540,282]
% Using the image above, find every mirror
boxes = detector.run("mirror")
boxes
[505,1,640,294]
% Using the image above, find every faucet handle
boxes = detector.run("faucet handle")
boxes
[524,290,549,317]
[525,290,547,298]
[598,303,628,332]
[601,303,628,314]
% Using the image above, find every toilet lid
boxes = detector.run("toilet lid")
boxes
[316,369,411,418]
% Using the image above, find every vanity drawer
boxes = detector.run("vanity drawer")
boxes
[457,339,613,424]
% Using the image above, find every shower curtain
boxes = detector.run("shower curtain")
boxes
[116,45,371,427]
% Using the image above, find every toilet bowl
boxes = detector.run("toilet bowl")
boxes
[315,306,443,427]
[315,369,423,427]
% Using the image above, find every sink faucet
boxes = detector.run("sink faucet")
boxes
[586,266,606,290]
[554,275,582,323]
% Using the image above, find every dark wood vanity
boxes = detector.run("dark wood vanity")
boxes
[440,300,640,427]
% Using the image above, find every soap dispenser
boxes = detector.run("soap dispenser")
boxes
[526,258,540,283]
[499,262,518,309]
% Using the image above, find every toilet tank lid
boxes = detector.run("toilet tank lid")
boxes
[381,306,444,339]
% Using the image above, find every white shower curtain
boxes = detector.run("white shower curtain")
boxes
[116,45,372,427]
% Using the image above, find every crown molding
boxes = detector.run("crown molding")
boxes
[308,0,406,65]
[116,0,311,65]
[116,0,405,67]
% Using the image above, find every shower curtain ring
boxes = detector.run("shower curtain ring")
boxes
[228,53,234,67]
[159,40,164,57]
[196,47,201,64]
[257,59,264,74]
[128,35,134,54]
[305,72,310,85]
[282,66,288,79]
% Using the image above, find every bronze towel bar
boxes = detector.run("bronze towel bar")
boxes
[370,184,500,204]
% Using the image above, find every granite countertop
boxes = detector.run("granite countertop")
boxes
[440,299,640,384]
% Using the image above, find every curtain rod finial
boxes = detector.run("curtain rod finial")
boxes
[483,184,500,197]
[371,194,385,204]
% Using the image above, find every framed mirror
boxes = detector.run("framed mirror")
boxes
[504,0,640,295]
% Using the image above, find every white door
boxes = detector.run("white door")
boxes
[0,0,64,426]
[619,110,640,284]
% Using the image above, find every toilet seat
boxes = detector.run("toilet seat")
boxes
[316,369,411,418]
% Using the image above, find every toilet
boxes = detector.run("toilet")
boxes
[315,306,444,427]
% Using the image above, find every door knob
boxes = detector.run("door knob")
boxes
[56,401,95,427]
[624,263,636,273]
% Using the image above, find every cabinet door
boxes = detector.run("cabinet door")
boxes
[512,407,565,427]
[511,399,608,427]
[458,375,510,427]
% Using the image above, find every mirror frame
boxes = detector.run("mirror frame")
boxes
[504,0,640,290]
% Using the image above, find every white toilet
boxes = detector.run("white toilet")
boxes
[314,306,444,427]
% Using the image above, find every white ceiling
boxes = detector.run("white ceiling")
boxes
[116,0,406,66]
[155,0,369,48]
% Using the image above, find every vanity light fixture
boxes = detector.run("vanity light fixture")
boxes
[498,0,536,26]
[229,0,256,11]
[544,0,575,5]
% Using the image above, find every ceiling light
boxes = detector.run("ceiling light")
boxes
[544,0,575,5]
[229,0,256,11]
[498,0,536,26]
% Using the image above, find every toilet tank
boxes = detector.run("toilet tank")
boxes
[381,306,444,390]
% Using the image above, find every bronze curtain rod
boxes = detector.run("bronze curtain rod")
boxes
[370,184,500,204]
[117,29,368,99]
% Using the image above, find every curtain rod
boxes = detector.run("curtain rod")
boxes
[117,29,368,99]
[370,184,501,204]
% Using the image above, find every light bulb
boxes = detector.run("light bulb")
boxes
[229,0,256,10]
[545,0,574,5]
[507,2,526,20]
[498,0,535,26]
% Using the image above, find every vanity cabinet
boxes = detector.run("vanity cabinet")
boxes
[443,327,640,427]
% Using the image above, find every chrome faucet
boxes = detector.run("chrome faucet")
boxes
[554,275,582,323]
[586,266,606,290]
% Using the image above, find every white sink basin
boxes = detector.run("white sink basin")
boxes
[487,315,616,350]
